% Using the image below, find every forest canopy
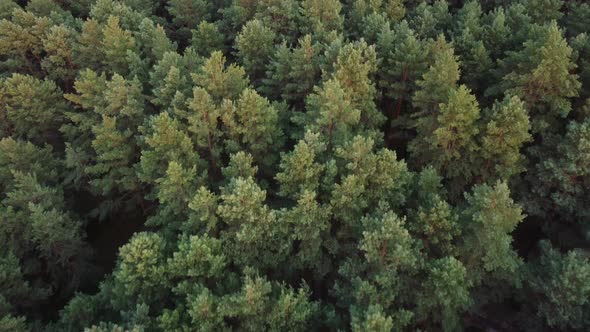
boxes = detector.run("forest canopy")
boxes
[1,0,590,331]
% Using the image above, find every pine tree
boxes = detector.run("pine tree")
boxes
[276,132,326,199]
[0,9,52,75]
[74,18,104,72]
[136,18,176,64]
[192,51,248,102]
[410,85,480,195]
[187,87,223,175]
[218,176,290,270]
[235,19,276,85]
[431,85,481,188]
[530,118,590,223]
[480,95,532,182]
[41,24,77,87]
[407,0,451,39]
[415,257,472,331]
[331,40,384,131]
[525,241,590,330]
[253,0,302,43]
[222,88,283,171]
[138,112,202,202]
[101,15,137,76]
[190,21,225,57]
[496,21,581,133]
[301,0,343,35]
[460,181,524,293]
[0,0,19,20]
[149,50,200,111]
[263,34,321,106]
[296,79,360,149]
[453,1,492,94]
[167,0,210,44]
[412,37,460,113]
[377,21,429,118]
[0,74,66,144]
[64,72,145,218]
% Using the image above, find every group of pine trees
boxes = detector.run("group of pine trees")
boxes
[1,0,590,331]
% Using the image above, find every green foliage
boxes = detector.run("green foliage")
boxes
[2,1,590,331]
[235,19,276,84]
[494,20,581,133]
[526,241,590,330]
[0,74,66,144]
[460,181,524,289]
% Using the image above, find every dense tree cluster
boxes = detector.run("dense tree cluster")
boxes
[1,0,590,331]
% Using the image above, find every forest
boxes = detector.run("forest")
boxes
[1,0,590,331]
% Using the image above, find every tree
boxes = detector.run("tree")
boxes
[494,21,581,133]
[276,132,326,199]
[65,72,144,219]
[218,176,290,270]
[149,49,200,111]
[235,19,276,85]
[190,21,225,57]
[0,74,66,144]
[187,87,223,175]
[296,79,360,150]
[0,9,52,75]
[263,34,321,106]
[101,15,137,76]
[166,0,210,44]
[407,0,451,39]
[137,112,206,236]
[331,40,384,132]
[480,95,532,182]
[222,88,284,171]
[410,85,480,195]
[415,257,472,331]
[459,181,524,296]
[41,24,77,87]
[192,51,248,102]
[525,241,590,331]
[377,21,429,118]
[301,0,343,35]
[529,118,590,223]
[412,37,460,113]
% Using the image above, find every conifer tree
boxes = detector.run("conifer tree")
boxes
[0,74,66,144]
[222,88,283,171]
[296,79,360,149]
[407,0,451,39]
[525,241,590,330]
[331,40,384,131]
[301,0,343,35]
[235,19,276,85]
[149,49,200,111]
[530,118,590,223]
[377,21,429,119]
[460,182,524,293]
[412,37,460,113]
[264,34,321,106]
[166,0,210,43]
[74,18,104,72]
[192,51,248,102]
[480,95,532,182]
[190,21,225,57]
[0,9,52,74]
[187,87,223,175]
[101,15,137,76]
[41,24,77,87]
[495,21,581,133]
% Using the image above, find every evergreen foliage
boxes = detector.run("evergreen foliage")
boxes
[1,1,590,331]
